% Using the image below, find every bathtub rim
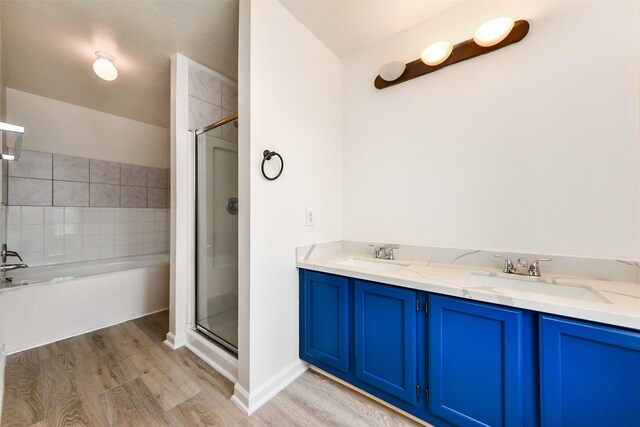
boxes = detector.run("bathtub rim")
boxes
[0,253,169,292]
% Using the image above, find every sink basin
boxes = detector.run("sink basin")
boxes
[465,273,610,303]
[338,258,409,272]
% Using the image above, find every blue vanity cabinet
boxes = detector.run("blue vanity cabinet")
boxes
[428,294,538,427]
[539,315,640,427]
[299,270,350,373]
[353,280,419,405]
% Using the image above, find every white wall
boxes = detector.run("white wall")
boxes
[342,0,640,260]
[235,0,342,410]
[6,88,169,168]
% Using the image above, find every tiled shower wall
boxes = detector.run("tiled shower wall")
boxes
[4,149,170,266]
[188,61,238,135]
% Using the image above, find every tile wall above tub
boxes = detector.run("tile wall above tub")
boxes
[6,206,169,266]
[7,150,170,208]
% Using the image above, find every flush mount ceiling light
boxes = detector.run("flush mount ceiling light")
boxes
[93,51,118,81]
[474,17,515,47]
[421,41,454,66]
[374,18,529,90]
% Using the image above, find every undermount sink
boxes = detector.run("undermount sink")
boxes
[338,258,409,272]
[465,273,610,303]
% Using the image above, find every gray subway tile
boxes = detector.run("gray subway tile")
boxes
[221,109,238,142]
[90,159,120,184]
[147,188,166,208]
[121,186,146,208]
[147,167,167,188]
[53,154,89,182]
[188,65,222,106]
[54,181,89,207]
[9,177,52,206]
[90,184,120,207]
[221,81,238,112]
[188,96,222,133]
[8,150,52,179]
[121,164,147,187]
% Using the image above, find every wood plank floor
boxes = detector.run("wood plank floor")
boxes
[2,311,420,426]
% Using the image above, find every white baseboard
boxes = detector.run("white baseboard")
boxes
[164,331,187,349]
[185,329,238,383]
[231,383,250,413]
[232,359,308,415]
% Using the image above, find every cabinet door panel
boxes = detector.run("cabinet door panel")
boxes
[354,280,418,405]
[429,294,524,427]
[301,271,350,373]
[540,315,640,427]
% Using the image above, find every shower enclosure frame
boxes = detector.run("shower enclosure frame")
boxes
[194,113,239,356]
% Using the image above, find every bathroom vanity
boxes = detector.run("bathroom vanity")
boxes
[297,242,640,427]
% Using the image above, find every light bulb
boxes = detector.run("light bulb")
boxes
[378,61,406,81]
[473,17,515,47]
[421,41,453,66]
[93,52,118,81]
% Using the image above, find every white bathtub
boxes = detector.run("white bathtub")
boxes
[0,254,170,354]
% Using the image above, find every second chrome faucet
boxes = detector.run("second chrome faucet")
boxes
[494,254,552,277]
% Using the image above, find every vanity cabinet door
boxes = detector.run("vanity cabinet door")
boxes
[540,315,640,427]
[354,280,418,405]
[429,294,527,427]
[299,270,350,373]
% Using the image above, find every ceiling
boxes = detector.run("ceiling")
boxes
[1,1,239,128]
[280,0,461,58]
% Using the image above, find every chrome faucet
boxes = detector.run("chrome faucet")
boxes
[370,244,400,260]
[2,244,23,263]
[1,244,28,272]
[494,254,552,277]
[0,263,28,272]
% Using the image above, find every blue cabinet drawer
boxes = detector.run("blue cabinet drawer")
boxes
[540,315,640,427]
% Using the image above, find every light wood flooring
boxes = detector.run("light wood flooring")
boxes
[2,310,420,426]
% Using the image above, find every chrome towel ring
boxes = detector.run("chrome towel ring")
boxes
[261,150,284,181]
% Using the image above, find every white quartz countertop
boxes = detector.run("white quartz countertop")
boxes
[297,248,640,331]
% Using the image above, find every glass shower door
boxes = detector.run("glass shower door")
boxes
[195,116,238,353]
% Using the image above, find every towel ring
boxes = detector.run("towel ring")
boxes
[261,150,284,181]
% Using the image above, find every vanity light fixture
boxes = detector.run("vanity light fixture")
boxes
[93,51,118,81]
[421,41,453,66]
[374,18,529,89]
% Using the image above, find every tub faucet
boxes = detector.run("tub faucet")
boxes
[1,244,23,263]
[0,263,28,272]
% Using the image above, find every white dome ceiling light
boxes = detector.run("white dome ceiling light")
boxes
[93,51,118,81]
